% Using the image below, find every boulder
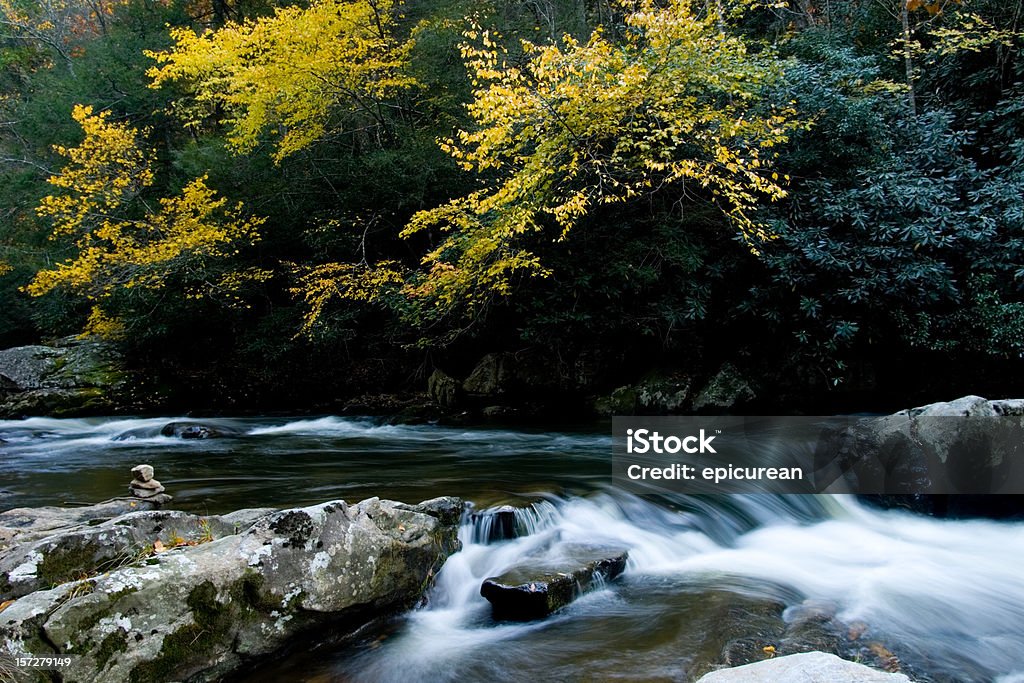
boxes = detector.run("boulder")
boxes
[461,351,563,400]
[481,544,627,620]
[1,496,462,683]
[0,338,128,417]
[822,396,1024,508]
[593,385,639,416]
[0,499,201,549]
[462,352,516,396]
[160,422,241,440]
[427,369,460,409]
[696,651,910,682]
[692,363,756,412]
[1,506,273,600]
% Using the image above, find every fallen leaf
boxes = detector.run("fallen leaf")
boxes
[0,599,14,613]
[868,642,901,672]
[848,620,868,640]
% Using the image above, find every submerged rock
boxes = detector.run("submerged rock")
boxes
[481,544,628,620]
[696,651,910,682]
[1,496,462,683]
[160,421,241,439]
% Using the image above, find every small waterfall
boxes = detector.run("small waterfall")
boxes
[339,493,1024,683]
[467,501,560,544]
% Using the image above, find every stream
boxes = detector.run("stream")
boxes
[2,416,1023,682]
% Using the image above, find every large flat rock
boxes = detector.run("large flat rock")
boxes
[1,496,462,683]
[481,544,628,620]
[697,651,910,682]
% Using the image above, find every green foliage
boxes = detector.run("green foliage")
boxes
[0,0,1023,407]
[760,111,1024,367]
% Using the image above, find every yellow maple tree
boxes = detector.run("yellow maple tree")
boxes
[146,0,417,161]
[27,105,264,334]
[398,0,800,314]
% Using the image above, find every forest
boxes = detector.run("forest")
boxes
[1,0,1022,414]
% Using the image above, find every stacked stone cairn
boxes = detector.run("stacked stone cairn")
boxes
[129,464,165,499]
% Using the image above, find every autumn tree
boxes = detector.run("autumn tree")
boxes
[27,104,264,336]
[146,0,418,161]
[358,0,797,322]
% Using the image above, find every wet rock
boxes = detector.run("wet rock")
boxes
[160,422,240,440]
[469,505,519,542]
[1,496,462,683]
[481,405,518,419]
[481,544,628,620]
[696,651,910,682]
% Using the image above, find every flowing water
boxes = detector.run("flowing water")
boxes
[2,416,1023,682]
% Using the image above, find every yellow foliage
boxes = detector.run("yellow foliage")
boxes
[80,305,125,340]
[37,105,153,238]
[27,105,265,315]
[146,0,417,161]
[403,0,800,315]
[292,260,405,333]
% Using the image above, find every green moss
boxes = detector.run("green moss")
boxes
[95,630,129,669]
[228,571,283,616]
[76,586,139,634]
[128,581,233,683]
[36,542,102,587]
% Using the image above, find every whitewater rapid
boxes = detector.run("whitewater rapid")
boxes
[2,415,1022,681]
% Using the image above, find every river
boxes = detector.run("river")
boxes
[2,416,1023,682]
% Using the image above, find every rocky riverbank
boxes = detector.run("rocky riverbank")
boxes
[0,495,462,682]
[0,338,132,418]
